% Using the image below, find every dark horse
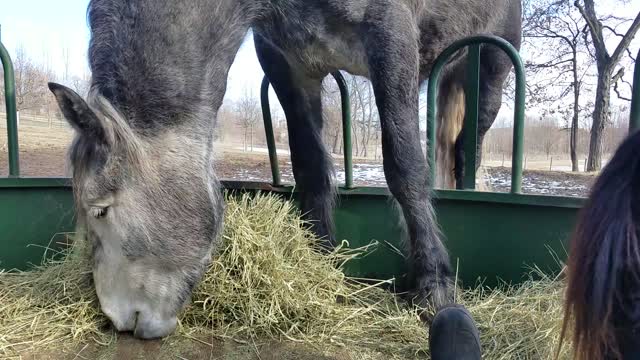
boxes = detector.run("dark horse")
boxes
[47,0,521,338]
[560,129,640,359]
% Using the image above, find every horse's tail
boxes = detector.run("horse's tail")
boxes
[559,130,640,359]
[435,82,465,189]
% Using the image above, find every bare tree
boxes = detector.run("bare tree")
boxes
[234,88,261,151]
[524,0,592,171]
[346,75,380,158]
[321,76,344,154]
[11,46,53,113]
[70,72,92,98]
[61,45,70,83]
[574,0,640,170]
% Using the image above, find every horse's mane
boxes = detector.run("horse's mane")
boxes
[559,130,640,359]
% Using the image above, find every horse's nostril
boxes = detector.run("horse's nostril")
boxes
[133,310,140,330]
[102,306,136,332]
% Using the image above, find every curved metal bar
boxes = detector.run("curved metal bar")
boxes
[426,35,526,193]
[260,76,282,186]
[259,73,353,189]
[331,71,353,189]
[630,48,640,133]
[0,27,20,177]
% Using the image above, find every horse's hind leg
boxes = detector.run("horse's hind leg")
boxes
[254,34,335,249]
[365,15,453,310]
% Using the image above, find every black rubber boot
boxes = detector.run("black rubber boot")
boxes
[429,304,482,360]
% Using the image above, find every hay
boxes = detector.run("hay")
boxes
[0,192,571,358]
[463,274,570,359]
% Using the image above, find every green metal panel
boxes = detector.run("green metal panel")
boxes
[0,179,582,288]
[426,35,526,193]
[330,192,579,289]
[0,26,20,177]
[0,185,75,270]
[631,49,640,133]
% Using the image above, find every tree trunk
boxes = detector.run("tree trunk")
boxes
[243,128,247,151]
[575,0,640,170]
[362,130,368,157]
[570,115,578,171]
[586,67,612,171]
[352,120,359,156]
[332,129,340,154]
[570,54,579,172]
[363,93,374,158]
[250,124,254,151]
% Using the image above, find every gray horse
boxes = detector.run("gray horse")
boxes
[48,0,521,339]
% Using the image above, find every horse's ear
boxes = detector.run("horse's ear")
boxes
[48,82,107,143]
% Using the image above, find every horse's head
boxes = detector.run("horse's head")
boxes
[48,83,223,339]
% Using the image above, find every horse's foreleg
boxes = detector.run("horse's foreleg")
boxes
[254,34,335,249]
[365,16,454,311]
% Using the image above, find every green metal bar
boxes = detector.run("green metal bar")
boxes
[462,44,481,190]
[511,51,526,194]
[331,71,353,189]
[260,76,281,186]
[630,48,640,133]
[426,35,525,193]
[0,26,20,177]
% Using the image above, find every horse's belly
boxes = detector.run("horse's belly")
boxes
[256,4,370,78]
[297,36,370,78]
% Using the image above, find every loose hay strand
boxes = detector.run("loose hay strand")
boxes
[0,192,572,358]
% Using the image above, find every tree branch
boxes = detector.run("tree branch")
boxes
[603,25,625,38]
[600,14,634,24]
[574,0,608,61]
[527,58,574,70]
[611,67,632,101]
[610,11,640,65]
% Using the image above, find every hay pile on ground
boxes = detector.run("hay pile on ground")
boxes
[463,274,568,359]
[0,193,571,358]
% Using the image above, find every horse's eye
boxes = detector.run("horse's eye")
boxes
[89,206,109,219]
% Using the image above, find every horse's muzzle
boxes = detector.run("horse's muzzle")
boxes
[102,305,178,339]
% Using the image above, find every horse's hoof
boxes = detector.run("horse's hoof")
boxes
[410,277,456,323]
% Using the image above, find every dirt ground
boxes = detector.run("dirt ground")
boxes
[484,167,596,197]
[17,333,383,360]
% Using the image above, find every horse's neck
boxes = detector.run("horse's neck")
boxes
[90,0,265,132]
[205,0,261,108]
